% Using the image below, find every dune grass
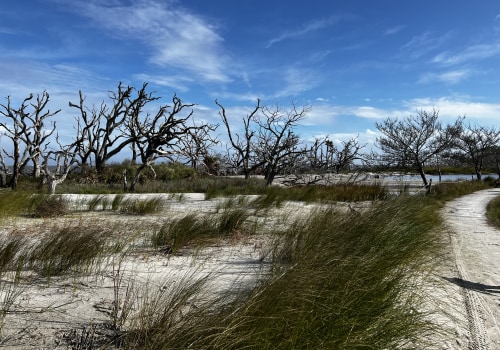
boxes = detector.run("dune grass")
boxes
[125,194,445,349]
[0,177,492,348]
[28,224,122,279]
[151,207,251,253]
[118,197,164,215]
[486,194,500,229]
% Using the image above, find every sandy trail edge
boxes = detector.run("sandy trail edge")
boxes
[441,188,500,349]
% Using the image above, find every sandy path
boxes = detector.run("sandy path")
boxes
[442,188,500,349]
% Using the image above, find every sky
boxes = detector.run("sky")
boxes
[1,0,500,158]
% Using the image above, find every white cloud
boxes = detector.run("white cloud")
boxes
[404,97,500,122]
[418,69,472,85]
[266,15,342,48]
[432,43,500,65]
[401,31,452,60]
[67,0,231,83]
[274,67,320,98]
[384,25,404,36]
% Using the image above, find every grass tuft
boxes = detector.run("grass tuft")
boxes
[486,194,500,229]
[119,197,163,215]
[30,195,69,218]
[141,195,445,349]
[28,224,114,278]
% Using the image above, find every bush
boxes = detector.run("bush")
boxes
[31,195,69,218]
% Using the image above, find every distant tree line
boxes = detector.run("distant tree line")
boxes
[0,82,499,192]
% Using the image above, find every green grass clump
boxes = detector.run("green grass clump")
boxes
[486,195,500,229]
[0,191,36,219]
[119,197,163,215]
[28,224,115,278]
[131,195,444,349]
[151,209,250,253]
[430,179,492,203]
[251,183,387,209]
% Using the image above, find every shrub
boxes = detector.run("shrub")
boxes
[31,195,69,218]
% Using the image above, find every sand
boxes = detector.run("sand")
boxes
[0,187,499,348]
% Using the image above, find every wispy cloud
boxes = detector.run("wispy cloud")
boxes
[401,31,452,60]
[274,67,321,98]
[65,0,231,83]
[418,69,472,85]
[432,43,500,65]
[133,73,194,93]
[384,25,404,36]
[266,15,341,48]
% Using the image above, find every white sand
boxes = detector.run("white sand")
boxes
[1,188,500,348]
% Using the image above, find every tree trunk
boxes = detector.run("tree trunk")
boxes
[129,164,147,192]
[122,169,128,192]
[95,158,106,174]
[32,156,41,178]
[0,171,6,187]
[417,164,428,187]
[46,174,68,194]
[265,166,276,186]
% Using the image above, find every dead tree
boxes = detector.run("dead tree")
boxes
[128,94,207,191]
[453,123,500,180]
[304,136,364,173]
[216,99,264,179]
[69,82,158,173]
[178,122,219,173]
[40,136,80,194]
[376,109,463,188]
[256,102,309,186]
[0,92,59,189]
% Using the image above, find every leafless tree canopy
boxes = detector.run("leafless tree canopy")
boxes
[69,82,159,173]
[0,92,59,189]
[127,94,215,191]
[217,100,310,185]
[453,123,500,180]
[376,109,463,186]
[216,99,262,179]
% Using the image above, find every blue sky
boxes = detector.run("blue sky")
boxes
[2,0,500,155]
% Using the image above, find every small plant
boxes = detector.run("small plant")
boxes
[0,272,24,335]
[29,224,112,279]
[112,194,124,211]
[110,256,136,332]
[486,194,500,229]
[217,208,249,235]
[152,208,250,253]
[30,195,69,218]
[119,197,163,215]
[124,273,213,349]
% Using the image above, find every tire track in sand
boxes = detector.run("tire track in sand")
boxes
[443,188,500,349]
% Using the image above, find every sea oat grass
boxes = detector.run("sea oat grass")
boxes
[119,197,163,215]
[28,224,115,278]
[486,194,500,229]
[141,195,445,349]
